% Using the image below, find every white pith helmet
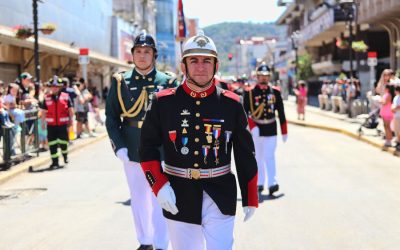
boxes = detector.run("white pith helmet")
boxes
[181,30,218,59]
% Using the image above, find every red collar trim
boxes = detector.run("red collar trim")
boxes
[182,79,216,98]
[257,83,269,90]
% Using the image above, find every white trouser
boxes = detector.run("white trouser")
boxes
[166,191,234,250]
[123,161,168,249]
[252,128,278,188]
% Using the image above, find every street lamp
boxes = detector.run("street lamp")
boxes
[337,0,356,78]
[15,0,55,98]
[291,30,301,95]
[291,30,300,78]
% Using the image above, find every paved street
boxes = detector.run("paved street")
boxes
[1,124,400,250]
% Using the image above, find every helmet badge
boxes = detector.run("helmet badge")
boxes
[194,36,209,48]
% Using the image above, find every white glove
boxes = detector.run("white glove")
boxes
[282,134,288,143]
[243,206,256,222]
[116,148,130,164]
[157,183,179,215]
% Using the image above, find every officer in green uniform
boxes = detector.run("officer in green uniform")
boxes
[105,31,177,250]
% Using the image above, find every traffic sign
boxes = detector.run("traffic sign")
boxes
[78,55,90,65]
[367,58,377,67]
[79,48,89,55]
[367,51,377,58]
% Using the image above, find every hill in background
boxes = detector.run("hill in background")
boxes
[203,22,286,73]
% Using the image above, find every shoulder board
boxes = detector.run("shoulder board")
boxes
[156,88,176,98]
[243,84,255,92]
[112,72,125,82]
[221,89,240,102]
[272,86,281,92]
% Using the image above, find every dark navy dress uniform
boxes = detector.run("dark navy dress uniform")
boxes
[243,83,287,193]
[139,80,258,225]
[243,83,287,136]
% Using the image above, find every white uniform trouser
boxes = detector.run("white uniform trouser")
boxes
[166,191,234,250]
[123,161,168,249]
[252,128,278,188]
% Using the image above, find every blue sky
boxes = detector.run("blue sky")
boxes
[183,0,286,28]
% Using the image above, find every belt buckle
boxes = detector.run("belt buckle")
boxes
[189,169,201,180]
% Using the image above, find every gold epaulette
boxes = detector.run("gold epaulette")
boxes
[114,72,148,118]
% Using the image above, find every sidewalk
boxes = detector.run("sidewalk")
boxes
[0,117,108,185]
[284,96,398,156]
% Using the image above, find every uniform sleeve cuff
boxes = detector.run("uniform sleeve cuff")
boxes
[141,160,169,195]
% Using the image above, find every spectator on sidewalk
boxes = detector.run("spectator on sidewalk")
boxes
[102,86,108,102]
[380,84,395,147]
[74,78,94,138]
[18,72,38,110]
[294,80,307,120]
[392,85,400,151]
[3,83,25,129]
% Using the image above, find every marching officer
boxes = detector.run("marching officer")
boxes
[139,31,258,250]
[105,30,177,250]
[243,62,288,195]
[40,76,74,168]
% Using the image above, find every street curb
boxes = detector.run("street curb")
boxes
[287,119,396,155]
[0,133,108,185]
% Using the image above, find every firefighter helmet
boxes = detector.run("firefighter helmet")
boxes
[45,76,64,87]
[182,30,218,59]
[256,62,271,76]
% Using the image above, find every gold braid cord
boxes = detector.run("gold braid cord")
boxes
[249,88,265,119]
[115,73,148,118]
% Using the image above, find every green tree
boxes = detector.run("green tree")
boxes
[296,53,314,80]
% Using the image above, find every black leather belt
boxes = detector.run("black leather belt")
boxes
[123,119,143,128]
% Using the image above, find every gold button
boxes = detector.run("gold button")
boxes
[194,151,199,155]
[194,163,199,168]
[196,100,201,105]
[196,113,200,117]
[195,138,199,142]
[195,125,200,130]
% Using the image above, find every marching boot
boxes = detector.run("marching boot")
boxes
[137,245,153,250]
[268,184,279,196]
[63,154,69,164]
[49,159,60,169]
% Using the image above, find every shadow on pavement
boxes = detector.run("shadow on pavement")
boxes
[116,199,131,206]
[259,193,285,203]
[28,165,65,173]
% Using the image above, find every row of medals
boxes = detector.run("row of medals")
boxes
[255,94,275,113]
[168,109,232,166]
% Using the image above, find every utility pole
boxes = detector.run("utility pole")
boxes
[33,0,40,98]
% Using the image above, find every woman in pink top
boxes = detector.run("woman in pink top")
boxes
[379,85,395,147]
[294,80,308,120]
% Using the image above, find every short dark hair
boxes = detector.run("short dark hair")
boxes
[79,78,85,84]
[395,85,400,92]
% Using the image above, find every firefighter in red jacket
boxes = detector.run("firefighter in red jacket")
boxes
[40,76,74,168]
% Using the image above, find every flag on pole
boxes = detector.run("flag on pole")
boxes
[176,0,186,42]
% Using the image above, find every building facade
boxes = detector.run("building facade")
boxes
[0,0,130,91]
[276,0,400,99]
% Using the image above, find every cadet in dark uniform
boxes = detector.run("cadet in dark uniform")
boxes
[40,76,74,168]
[105,31,177,250]
[139,31,258,250]
[243,62,288,195]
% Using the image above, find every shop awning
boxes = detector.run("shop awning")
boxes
[0,25,132,69]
